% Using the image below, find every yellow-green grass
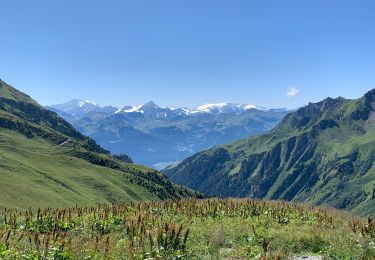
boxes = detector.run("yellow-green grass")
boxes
[0,130,158,210]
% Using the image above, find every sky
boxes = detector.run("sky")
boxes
[0,0,375,109]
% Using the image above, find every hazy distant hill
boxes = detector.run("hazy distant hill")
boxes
[49,101,288,168]
[165,89,375,215]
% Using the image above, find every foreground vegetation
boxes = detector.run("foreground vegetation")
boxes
[1,199,375,259]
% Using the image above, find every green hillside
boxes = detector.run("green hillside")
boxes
[0,80,201,209]
[165,89,375,215]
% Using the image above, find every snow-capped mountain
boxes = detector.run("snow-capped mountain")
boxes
[48,99,117,117]
[48,99,290,169]
[116,101,178,119]
[114,101,263,118]
[50,100,269,119]
[191,103,259,114]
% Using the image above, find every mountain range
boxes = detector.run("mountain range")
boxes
[3,78,375,216]
[165,89,375,215]
[0,79,201,209]
[48,100,289,168]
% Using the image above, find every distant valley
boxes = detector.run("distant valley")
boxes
[49,100,289,169]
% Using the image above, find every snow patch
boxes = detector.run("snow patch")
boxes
[243,104,256,109]
[78,100,97,107]
[122,105,144,113]
[196,103,229,111]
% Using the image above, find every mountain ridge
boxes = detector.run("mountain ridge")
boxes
[50,99,287,118]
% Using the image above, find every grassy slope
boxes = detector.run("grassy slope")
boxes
[0,130,157,209]
[165,91,375,215]
[0,80,201,209]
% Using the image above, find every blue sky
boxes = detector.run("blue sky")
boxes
[0,0,374,109]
